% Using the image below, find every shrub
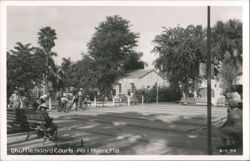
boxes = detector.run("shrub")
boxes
[134,86,181,103]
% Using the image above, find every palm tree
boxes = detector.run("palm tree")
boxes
[10,42,34,55]
[38,26,57,52]
[38,26,57,94]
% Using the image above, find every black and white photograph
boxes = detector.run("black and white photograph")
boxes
[0,0,249,160]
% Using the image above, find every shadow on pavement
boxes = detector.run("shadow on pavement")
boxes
[7,111,242,155]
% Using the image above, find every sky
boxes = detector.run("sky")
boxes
[7,6,242,68]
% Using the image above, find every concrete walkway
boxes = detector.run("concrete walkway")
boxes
[7,103,241,155]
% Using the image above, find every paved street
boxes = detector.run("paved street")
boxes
[7,103,238,155]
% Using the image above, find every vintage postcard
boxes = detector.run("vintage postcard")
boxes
[0,0,249,160]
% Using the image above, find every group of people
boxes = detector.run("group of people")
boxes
[8,89,58,141]
[8,88,243,147]
[8,89,29,110]
[56,88,91,112]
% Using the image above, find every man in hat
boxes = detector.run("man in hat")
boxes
[37,103,58,141]
[39,93,50,109]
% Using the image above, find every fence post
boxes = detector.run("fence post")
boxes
[49,97,52,110]
[128,96,130,106]
[142,95,144,105]
[94,96,97,107]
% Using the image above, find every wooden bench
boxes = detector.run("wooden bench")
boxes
[7,109,27,133]
[128,97,138,105]
[96,101,106,107]
[113,96,122,106]
[84,100,91,107]
[25,113,57,143]
[7,109,16,127]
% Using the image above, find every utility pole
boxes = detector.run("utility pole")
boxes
[207,6,212,155]
[156,83,159,104]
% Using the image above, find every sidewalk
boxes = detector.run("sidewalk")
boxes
[7,103,241,155]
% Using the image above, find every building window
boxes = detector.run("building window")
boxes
[118,83,122,93]
[131,83,136,93]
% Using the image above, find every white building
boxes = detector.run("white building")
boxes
[113,69,168,96]
[194,74,242,106]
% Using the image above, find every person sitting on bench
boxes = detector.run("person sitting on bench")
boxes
[37,103,58,141]
[217,101,242,148]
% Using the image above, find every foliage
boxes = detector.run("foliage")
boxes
[86,15,140,95]
[212,19,242,67]
[152,20,242,100]
[57,57,72,89]
[134,85,181,103]
[220,61,240,95]
[67,56,95,90]
[7,43,46,98]
[124,51,144,71]
[37,26,60,91]
[212,20,242,98]
[8,26,60,98]
[38,26,57,53]
[152,25,205,96]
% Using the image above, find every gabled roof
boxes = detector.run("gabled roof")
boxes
[124,69,160,79]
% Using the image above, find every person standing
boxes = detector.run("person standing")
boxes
[72,91,79,111]
[61,94,69,112]
[9,90,22,110]
[78,88,83,110]
[9,89,22,124]
[56,89,63,112]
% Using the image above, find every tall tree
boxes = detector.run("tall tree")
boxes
[212,20,242,99]
[87,15,139,95]
[152,25,205,100]
[37,26,57,92]
[152,19,242,103]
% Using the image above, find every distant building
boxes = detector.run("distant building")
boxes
[181,74,243,106]
[113,69,168,96]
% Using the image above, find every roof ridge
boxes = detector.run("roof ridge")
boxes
[124,69,154,79]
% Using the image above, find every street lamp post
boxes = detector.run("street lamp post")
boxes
[45,50,48,95]
[207,6,212,155]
